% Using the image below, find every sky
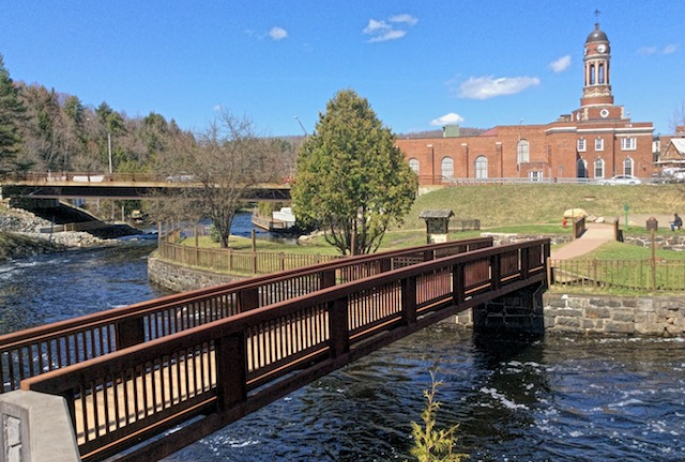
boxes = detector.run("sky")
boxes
[1,1,683,137]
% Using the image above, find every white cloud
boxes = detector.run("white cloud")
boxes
[363,14,418,43]
[363,19,388,34]
[389,14,419,26]
[431,113,465,126]
[269,27,288,41]
[548,55,572,73]
[455,76,540,100]
[638,44,678,56]
[663,44,678,54]
[638,46,658,56]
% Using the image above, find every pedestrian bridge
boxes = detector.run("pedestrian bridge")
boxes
[0,237,549,461]
[0,172,291,201]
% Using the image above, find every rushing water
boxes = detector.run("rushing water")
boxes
[0,239,683,461]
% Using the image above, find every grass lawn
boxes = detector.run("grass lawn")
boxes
[176,224,570,256]
[400,184,685,229]
[550,240,685,294]
[572,240,685,261]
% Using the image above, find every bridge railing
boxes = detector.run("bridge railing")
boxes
[0,238,493,394]
[22,239,549,462]
[4,171,294,187]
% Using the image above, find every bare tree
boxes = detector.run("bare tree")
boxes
[670,99,685,133]
[158,111,279,248]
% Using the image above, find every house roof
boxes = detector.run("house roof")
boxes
[419,209,454,219]
[670,138,685,155]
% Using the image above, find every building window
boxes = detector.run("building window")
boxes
[595,138,604,151]
[408,158,419,175]
[475,156,488,179]
[577,158,588,178]
[441,157,454,181]
[623,157,634,176]
[621,138,637,150]
[577,139,586,152]
[594,158,605,179]
[529,171,543,182]
[517,140,530,164]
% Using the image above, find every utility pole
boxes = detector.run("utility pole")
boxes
[107,132,113,175]
[294,116,308,137]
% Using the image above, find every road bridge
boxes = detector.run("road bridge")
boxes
[0,238,550,461]
[0,172,291,201]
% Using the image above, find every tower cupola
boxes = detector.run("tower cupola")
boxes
[577,21,616,120]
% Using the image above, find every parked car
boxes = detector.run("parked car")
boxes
[165,173,194,183]
[662,168,685,182]
[599,175,642,185]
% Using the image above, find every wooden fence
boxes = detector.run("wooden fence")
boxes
[157,241,340,274]
[551,258,685,292]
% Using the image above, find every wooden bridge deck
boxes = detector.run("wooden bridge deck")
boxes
[12,239,549,462]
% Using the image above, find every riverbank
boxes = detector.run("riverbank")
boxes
[0,205,147,261]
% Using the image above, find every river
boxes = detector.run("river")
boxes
[0,231,683,460]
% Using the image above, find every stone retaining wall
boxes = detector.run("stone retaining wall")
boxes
[623,234,685,251]
[481,232,572,246]
[148,255,245,292]
[454,293,685,337]
[544,293,685,337]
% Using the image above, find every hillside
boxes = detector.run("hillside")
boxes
[397,184,685,230]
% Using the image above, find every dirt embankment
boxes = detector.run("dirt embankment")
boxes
[0,206,139,261]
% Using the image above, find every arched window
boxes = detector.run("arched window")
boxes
[594,158,605,179]
[623,157,634,176]
[517,140,530,164]
[408,158,419,175]
[441,157,454,180]
[577,158,588,178]
[475,156,488,179]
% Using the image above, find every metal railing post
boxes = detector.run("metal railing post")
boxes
[401,276,417,326]
[215,332,247,412]
[328,298,350,358]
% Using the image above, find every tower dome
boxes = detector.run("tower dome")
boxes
[586,23,608,43]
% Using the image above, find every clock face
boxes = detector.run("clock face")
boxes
[597,44,607,53]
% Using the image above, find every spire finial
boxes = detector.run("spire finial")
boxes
[594,9,601,27]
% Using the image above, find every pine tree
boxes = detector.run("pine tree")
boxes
[291,89,418,255]
[0,53,26,175]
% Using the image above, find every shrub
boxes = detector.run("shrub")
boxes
[409,371,468,462]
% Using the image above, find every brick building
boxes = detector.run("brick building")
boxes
[397,23,654,185]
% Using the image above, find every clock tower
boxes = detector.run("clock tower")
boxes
[575,21,622,121]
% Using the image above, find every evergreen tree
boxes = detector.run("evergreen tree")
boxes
[0,54,26,175]
[291,89,417,255]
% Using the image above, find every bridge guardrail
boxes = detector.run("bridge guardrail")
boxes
[21,239,549,462]
[0,237,493,394]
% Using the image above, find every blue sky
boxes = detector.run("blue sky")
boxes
[1,1,683,136]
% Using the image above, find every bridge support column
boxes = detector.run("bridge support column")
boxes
[0,390,80,462]
[473,282,546,337]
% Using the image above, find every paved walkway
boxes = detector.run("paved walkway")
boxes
[551,223,616,260]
